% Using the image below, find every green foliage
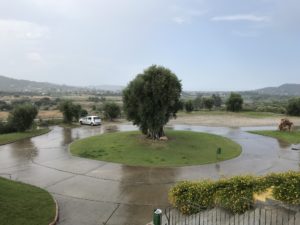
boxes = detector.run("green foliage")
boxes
[0,100,12,111]
[193,96,203,110]
[185,100,194,112]
[286,98,300,116]
[271,171,300,205]
[169,172,300,215]
[169,181,216,214]
[59,100,83,123]
[8,104,38,132]
[203,97,214,110]
[212,94,222,108]
[123,65,182,139]
[34,97,57,109]
[215,176,259,214]
[103,102,121,121]
[226,93,243,112]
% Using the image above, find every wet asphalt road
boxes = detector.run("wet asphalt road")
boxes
[0,124,299,225]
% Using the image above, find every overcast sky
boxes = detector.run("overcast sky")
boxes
[0,0,299,91]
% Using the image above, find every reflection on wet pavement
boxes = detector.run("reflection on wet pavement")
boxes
[0,124,299,225]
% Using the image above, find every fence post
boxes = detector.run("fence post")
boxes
[153,209,162,225]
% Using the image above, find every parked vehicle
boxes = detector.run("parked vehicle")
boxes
[79,116,101,126]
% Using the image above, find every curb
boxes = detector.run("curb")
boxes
[49,198,59,225]
[0,128,51,146]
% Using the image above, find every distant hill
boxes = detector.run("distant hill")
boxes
[255,84,300,96]
[0,75,82,93]
[88,85,124,92]
[0,75,124,93]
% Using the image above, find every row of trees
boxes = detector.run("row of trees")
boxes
[184,94,222,112]
[184,93,243,113]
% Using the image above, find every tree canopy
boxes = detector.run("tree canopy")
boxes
[8,103,38,132]
[226,93,243,112]
[286,98,300,116]
[59,100,84,123]
[103,102,121,121]
[123,65,182,139]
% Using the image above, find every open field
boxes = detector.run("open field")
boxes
[171,111,300,127]
[249,130,300,144]
[70,130,241,167]
[0,110,62,120]
[0,128,50,145]
[0,177,56,225]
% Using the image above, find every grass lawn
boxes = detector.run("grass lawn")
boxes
[0,128,50,145]
[249,130,300,144]
[177,110,283,118]
[0,177,56,225]
[70,130,242,167]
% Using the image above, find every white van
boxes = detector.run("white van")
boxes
[79,116,101,126]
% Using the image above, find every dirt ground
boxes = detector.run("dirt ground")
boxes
[0,110,62,120]
[169,114,300,127]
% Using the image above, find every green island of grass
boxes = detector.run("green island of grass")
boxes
[0,128,50,145]
[70,130,242,167]
[249,130,300,144]
[0,177,56,225]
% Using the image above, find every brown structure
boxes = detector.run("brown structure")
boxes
[278,118,293,131]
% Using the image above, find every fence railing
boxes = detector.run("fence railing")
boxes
[164,203,300,225]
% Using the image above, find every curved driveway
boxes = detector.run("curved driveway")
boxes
[0,124,299,225]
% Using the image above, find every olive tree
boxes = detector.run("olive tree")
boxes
[123,65,182,139]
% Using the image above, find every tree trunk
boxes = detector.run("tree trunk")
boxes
[147,127,164,140]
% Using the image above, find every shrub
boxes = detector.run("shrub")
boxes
[8,104,38,132]
[286,98,300,116]
[103,102,121,121]
[59,100,84,123]
[271,171,300,205]
[169,172,300,215]
[214,176,259,214]
[185,100,194,112]
[169,180,216,214]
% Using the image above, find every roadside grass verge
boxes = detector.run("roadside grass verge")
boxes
[70,130,241,167]
[0,128,50,145]
[249,130,300,144]
[0,177,56,225]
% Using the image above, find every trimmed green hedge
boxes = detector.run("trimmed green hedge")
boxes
[169,180,216,214]
[169,171,300,214]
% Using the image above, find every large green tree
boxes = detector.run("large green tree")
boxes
[123,65,182,139]
[226,93,243,112]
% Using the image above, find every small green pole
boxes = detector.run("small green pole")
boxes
[153,209,162,225]
[216,147,222,159]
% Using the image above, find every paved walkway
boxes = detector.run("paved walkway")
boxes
[0,124,299,225]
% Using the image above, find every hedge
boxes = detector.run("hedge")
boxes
[169,171,300,215]
[169,180,216,214]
